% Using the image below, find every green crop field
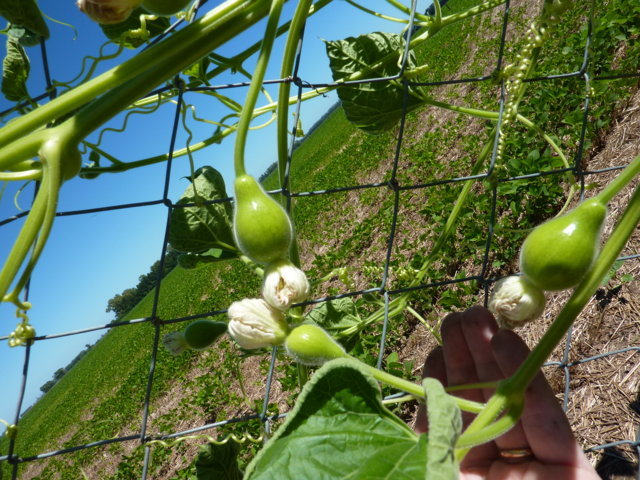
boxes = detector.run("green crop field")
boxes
[1,0,639,478]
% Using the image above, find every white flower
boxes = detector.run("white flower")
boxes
[77,0,142,24]
[488,275,546,329]
[262,260,310,311]
[227,298,288,349]
[162,331,188,356]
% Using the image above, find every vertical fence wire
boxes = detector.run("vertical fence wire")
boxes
[0,0,639,478]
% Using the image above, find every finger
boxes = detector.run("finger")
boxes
[459,307,530,453]
[415,346,446,434]
[459,306,501,402]
[491,329,589,467]
[441,310,497,466]
[441,312,482,391]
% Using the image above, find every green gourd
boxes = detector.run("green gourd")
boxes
[183,319,227,350]
[285,324,347,366]
[233,174,293,264]
[520,198,607,291]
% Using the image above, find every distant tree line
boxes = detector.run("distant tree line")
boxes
[39,343,94,394]
[38,251,179,396]
[105,250,179,320]
[259,162,278,182]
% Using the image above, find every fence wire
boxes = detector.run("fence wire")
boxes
[1,0,639,479]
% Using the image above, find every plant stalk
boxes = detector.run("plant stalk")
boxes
[456,182,640,458]
[357,359,485,414]
[0,0,271,154]
[234,0,285,177]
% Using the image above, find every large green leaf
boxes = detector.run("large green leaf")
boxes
[195,441,243,480]
[325,32,425,133]
[169,166,236,255]
[2,36,30,102]
[423,378,461,480]
[304,297,361,336]
[0,0,49,39]
[244,358,428,479]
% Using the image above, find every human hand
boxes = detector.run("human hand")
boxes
[415,306,600,479]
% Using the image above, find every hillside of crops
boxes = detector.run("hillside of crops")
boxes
[2,0,639,478]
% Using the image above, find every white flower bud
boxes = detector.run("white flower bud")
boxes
[162,331,188,356]
[488,275,546,329]
[227,298,288,349]
[262,260,310,311]
[77,0,142,24]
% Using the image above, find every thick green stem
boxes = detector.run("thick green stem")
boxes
[596,156,640,205]
[6,165,60,307]
[126,0,333,110]
[276,0,312,269]
[357,359,485,414]
[0,169,42,181]
[456,182,640,458]
[0,177,49,304]
[0,0,271,155]
[455,395,524,450]
[432,0,443,24]
[234,0,285,177]
[0,130,46,171]
[276,0,312,187]
[68,0,272,145]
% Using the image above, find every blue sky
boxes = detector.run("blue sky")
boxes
[0,0,433,432]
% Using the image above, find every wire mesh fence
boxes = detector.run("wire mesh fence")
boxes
[0,0,639,478]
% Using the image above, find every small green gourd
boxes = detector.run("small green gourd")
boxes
[233,174,293,264]
[183,319,227,350]
[520,198,607,291]
[285,324,347,366]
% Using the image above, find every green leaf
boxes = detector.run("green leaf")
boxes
[304,297,361,336]
[2,36,30,102]
[600,260,623,286]
[527,149,540,162]
[325,32,425,133]
[169,166,236,255]
[0,0,49,39]
[7,24,41,47]
[99,7,170,49]
[423,378,461,480]
[195,441,243,480]
[244,358,427,479]
[184,56,211,85]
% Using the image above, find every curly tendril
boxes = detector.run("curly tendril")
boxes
[146,432,264,449]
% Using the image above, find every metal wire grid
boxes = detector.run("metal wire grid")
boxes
[0,0,638,478]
